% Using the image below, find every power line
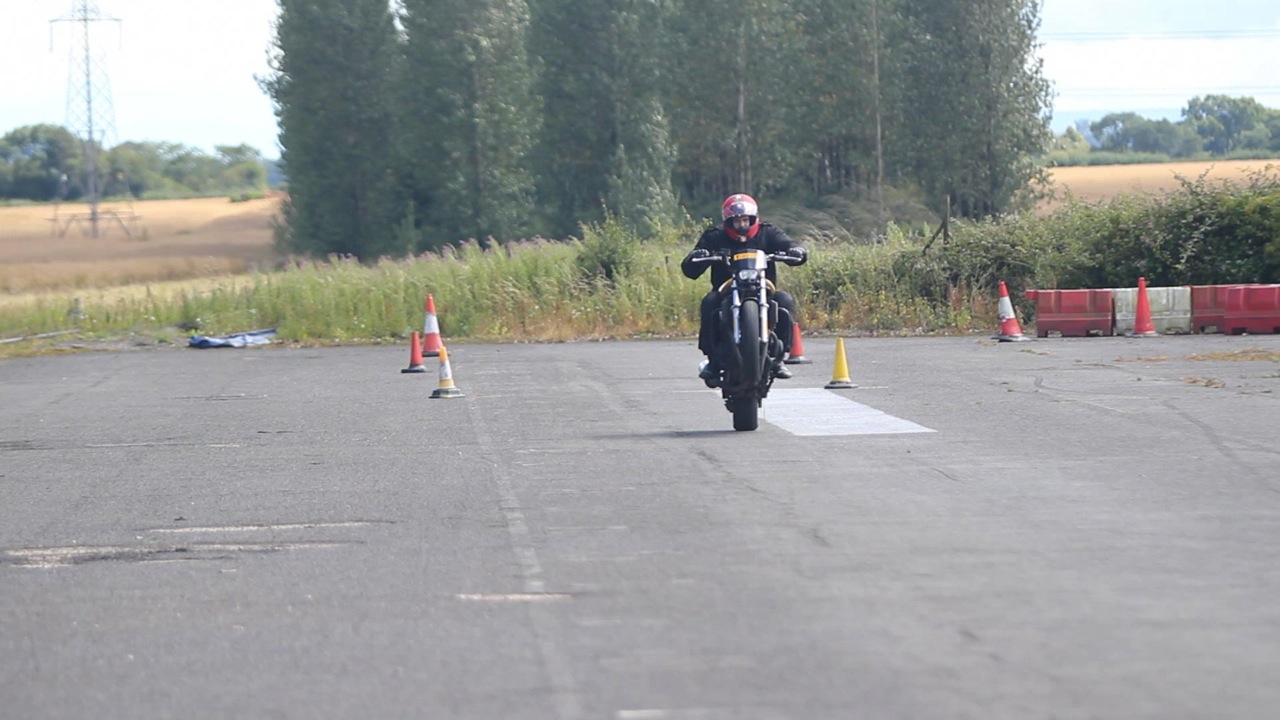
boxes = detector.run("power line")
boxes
[1042,29,1280,42]
[1056,87,1280,97]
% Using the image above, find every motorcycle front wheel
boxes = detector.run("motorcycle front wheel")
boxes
[732,299,761,431]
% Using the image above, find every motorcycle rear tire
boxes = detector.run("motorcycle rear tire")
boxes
[732,299,761,431]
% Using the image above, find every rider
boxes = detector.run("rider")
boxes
[681,193,807,386]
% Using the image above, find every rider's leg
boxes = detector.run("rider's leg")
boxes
[774,291,798,355]
[698,290,720,356]
[771,291,797,379]
[698,290,721,381]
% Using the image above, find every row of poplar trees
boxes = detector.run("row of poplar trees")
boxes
[264,0,1052,260]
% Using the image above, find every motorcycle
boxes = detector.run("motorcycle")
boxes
[692,249,793,431]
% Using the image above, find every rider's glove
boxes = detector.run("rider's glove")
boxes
[688,248,712,261]
[781,247,807,266]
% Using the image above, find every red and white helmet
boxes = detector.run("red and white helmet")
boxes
[721,193,759,237]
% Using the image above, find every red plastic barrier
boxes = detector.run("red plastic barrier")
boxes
[1190,285,1237,334]
[1026,289,1114,337]
[1222,284,1280,335]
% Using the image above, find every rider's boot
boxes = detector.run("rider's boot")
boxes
[771,358,793,379]
[698,357,721,388]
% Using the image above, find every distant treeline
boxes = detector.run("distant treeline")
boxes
[264,0,1054,259]
[11,0,1278,262]
[1048,95,1280,166]
[0,124,280,202]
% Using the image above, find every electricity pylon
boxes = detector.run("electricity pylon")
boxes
[51,0,121,239]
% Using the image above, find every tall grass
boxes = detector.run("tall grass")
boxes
[4,215,991,344]
[41,170,1280,345]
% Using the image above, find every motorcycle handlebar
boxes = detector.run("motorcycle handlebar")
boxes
[690,252,791,264]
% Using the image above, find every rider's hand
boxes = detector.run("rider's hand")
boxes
[688,248,712,261]
[781,247,807,265]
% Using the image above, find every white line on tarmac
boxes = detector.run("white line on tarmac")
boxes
[456,593,573,602]
[762,388,935,436]
[466,394,582,719]
[148,521,379,534]
[617,710,720,719]
[86,442,243,448]
[4,542,345,568]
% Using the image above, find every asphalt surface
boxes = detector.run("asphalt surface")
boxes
[2,334,1279,719]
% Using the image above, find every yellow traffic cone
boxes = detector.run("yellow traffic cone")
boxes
[825,338,856,389]
[430,346,465,398]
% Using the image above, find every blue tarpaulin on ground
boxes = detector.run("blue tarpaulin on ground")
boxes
[188,328,277,348]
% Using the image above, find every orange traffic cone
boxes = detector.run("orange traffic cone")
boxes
[401,331,427,373]
[993,281,1029,342]
[1130,276,1158,337]
[825,338,857,389]
[784,322,812,364]
[430,346,464,398]
[421,294,444,356]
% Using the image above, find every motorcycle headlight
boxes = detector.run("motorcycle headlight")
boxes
[737,269,761,282]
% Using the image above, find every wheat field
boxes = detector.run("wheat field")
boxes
[0,196,279,298]
[1042,159,1279,211]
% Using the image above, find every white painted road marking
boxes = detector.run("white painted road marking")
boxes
[4,542,346,568]
[762,388,935,436]
[456,593,573,602]
[148,521,380,534]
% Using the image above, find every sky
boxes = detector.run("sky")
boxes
[1038,0,1280,132]
[1,0,1279,159]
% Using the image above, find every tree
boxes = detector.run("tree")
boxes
[1183,95,1268,155]
[890,0,1052,218]
[787,0,883,197]
[530,0,619,235]
[1264,109,1280,153]
[400,0,541,247]
[605,101,680,237]
[263,0,408,260]
[215,144,264,167]
[1090,112,1148,152]
[1051,126,1091,153]
[602,0,679,235]
[161,145,226,193]
[1150,120,1203,157]
[0,155,11,197]
[215,146,269,192]
[0,124,84,201]
[1088,113,1202,157]
[1071,119,1100,148]
[103,141,169,197]
[666,0,799,208]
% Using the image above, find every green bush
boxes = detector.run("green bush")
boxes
[575,212,643,283]
[1060,171,1280,286]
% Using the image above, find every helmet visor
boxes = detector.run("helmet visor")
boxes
[723,199,758,220]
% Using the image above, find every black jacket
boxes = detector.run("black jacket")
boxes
[681,222,806,289]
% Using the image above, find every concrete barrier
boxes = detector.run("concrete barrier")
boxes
[1113,285,1192,335]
